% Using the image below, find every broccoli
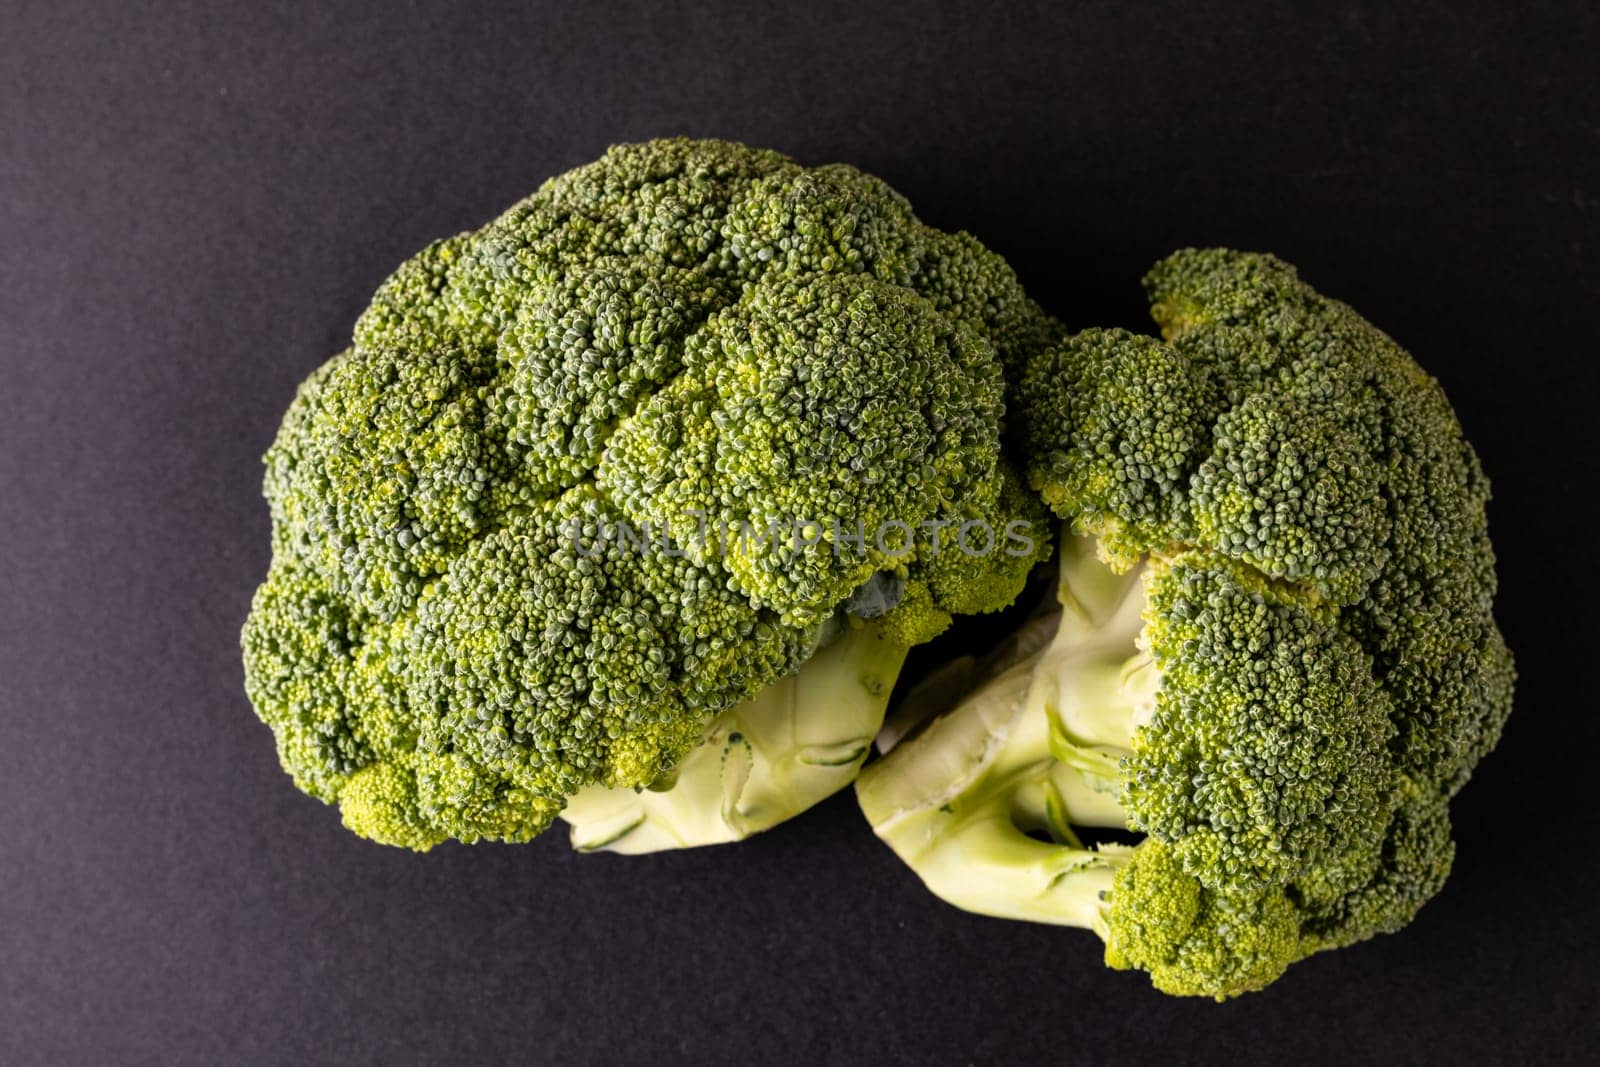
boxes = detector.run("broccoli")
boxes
[857,249,1514,999]
[241,139,1052,852]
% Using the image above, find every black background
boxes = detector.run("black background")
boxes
[4,2,1597,1063]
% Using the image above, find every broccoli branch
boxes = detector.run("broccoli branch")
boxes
[857,528,1151,929]
[563,615,910,852]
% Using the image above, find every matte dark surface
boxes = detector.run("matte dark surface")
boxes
[4,2,1597,1063]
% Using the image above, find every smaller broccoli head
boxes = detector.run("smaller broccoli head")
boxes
[860,249,1512,998]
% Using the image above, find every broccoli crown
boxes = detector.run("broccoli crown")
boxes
[1007,250,1513,989]
[242,139,1052,849]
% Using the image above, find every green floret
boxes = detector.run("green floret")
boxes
[915,230,1059,380]
[1103,840,1303,1000]
[916,461,1053,624]
[861,249,1513,998]
[599,271,1008,625]
[355,234,498,354]
[721,164,922,283]
[405,490,818,801]
[242,139,1053,851]
[1128,552,1396,891]
[1191,384,1389,603]
[1014,250,1513,791]
[264,343,512,621]
[1295,776,1456,948]
[499,258,732,494]
[242,556,367,804]
[1015,327,1213,565]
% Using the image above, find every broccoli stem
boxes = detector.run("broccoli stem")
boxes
[856,527,1151,932]
[1038,529,1150,761]
[562,617,910,852]
[856,645,1133,930]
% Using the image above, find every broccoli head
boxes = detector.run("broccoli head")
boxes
[242,139,1052,851]
[858,249,1512,998]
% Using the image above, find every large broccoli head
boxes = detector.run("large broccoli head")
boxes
[243,139,1053,850]
[860,249,1512,998]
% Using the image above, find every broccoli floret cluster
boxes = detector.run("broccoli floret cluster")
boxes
[859,250,1512,998]
[243,139,1052,850]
